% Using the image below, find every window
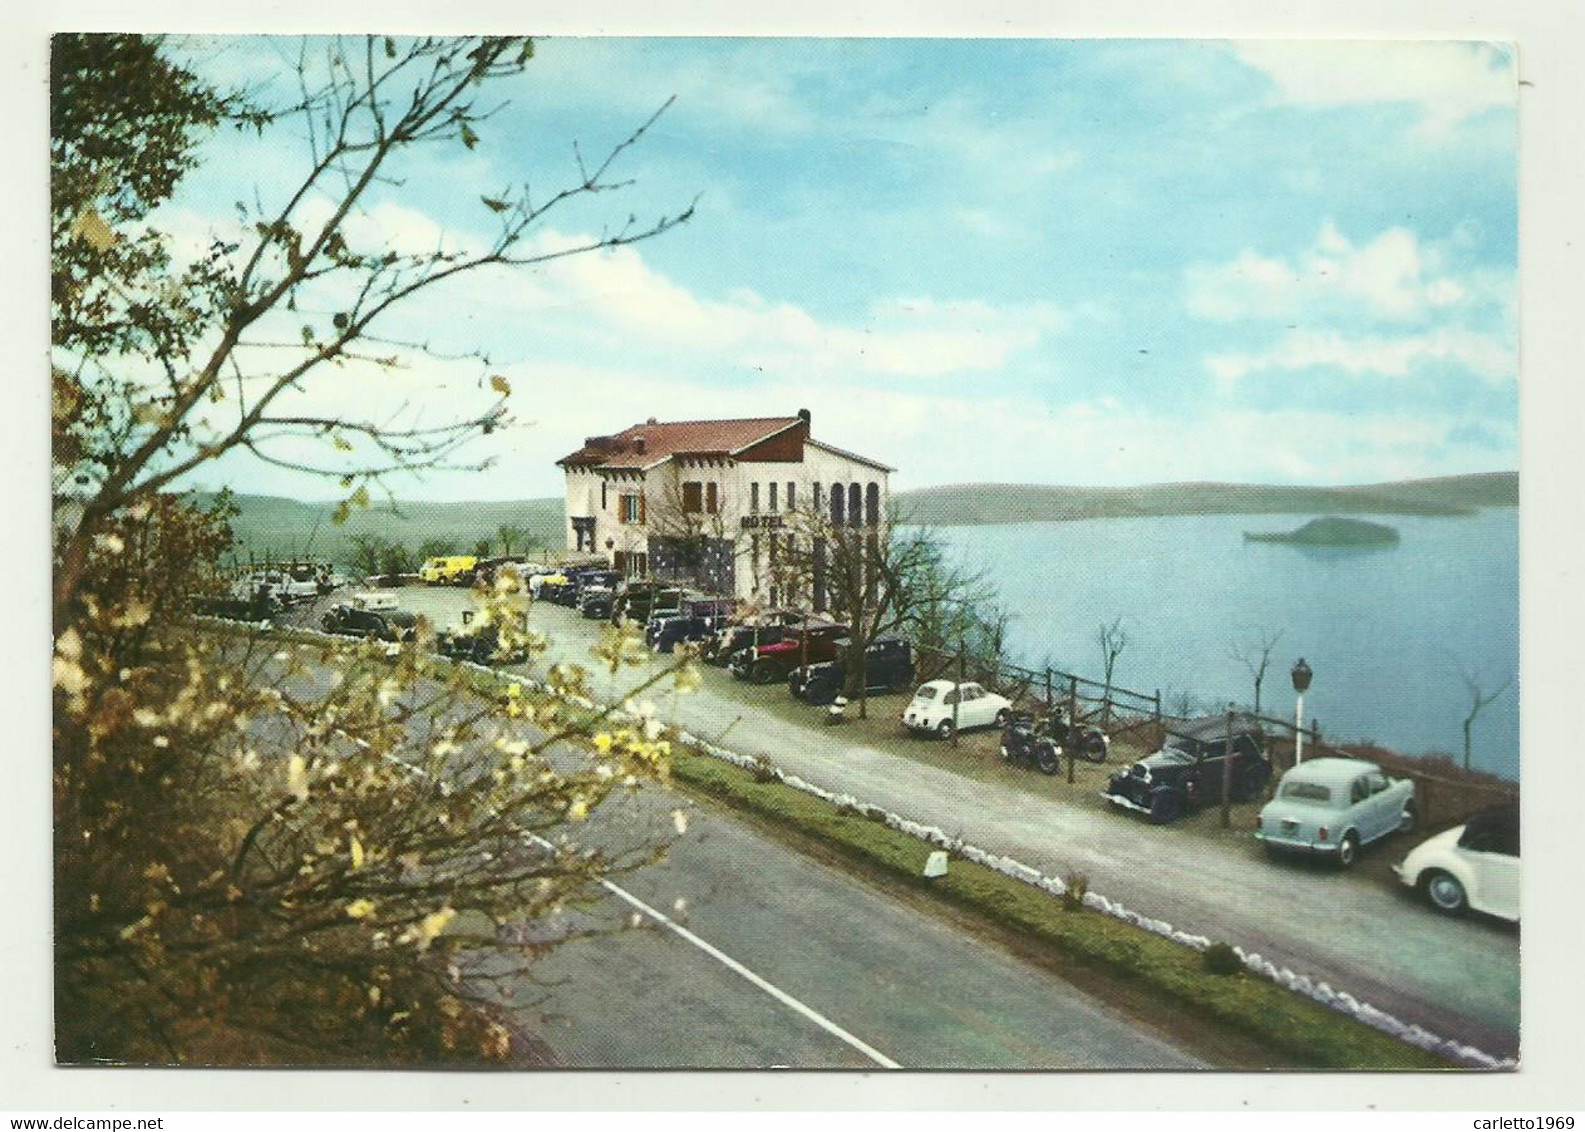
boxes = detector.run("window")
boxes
[682,481,703,513]
[1280,781,1333,804]
[1350,777,1371,805]
[706,482,719,513]
[813,482,823,511]
[619,494,642,524]
[848,483,863,527]
[866,482,881,526]
[1367,771,1389,795]
[751,482,760,513]
[600,482,608,510]
[769,482,779,511]
[787,481,796,511]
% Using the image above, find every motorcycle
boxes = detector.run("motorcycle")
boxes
[1000,712,1063,776]
[1048,708,1111,764]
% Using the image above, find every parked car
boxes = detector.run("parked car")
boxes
[790,637,916,705]
[613,583,684,626]
[436,610,531,666]
[902,680,1013,739]
[999,711,1062,775]
[703,612,802,666]
[579,586,617,620]
[729,621,849,684]
[194,590,282,624]
[1256,756,1417,867]
[1105,714,1272,824]
[1393,802,1518,920]
[419,555,479,585]
[321,602,419,642]
[650,599,736,654]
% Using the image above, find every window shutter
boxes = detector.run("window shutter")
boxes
[639,493,647,524]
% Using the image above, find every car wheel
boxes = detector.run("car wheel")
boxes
[1148,790,1182,824]
[1036,746,1060,776]
[1336,831,1360,869]
[1423,869,1468,915]
[752,662,777,685]
[1398,801,1418,835]
[936,719,955,741]
[994,708,1010,729]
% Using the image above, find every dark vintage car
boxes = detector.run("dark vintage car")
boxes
[578,586,617,620]
[612,583,684,626]
[702,612,802,666]
[789,637,916,705]
[321,603,419,643]
[1104,713,1272,824]
[436,611,530,665]
[649,598,736,654]
[730,621,849,684]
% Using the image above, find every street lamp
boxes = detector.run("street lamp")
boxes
[1291,658,1313,765]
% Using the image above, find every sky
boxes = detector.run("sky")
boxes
[157,37,1517,501]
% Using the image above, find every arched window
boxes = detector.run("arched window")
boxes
[866,482,880,526]
[830,484,844,527]
[848,483,862,527]
[813,482,823,512]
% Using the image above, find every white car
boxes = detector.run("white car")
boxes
[1394,803,1519,921]
[901,680,1013,739]
[1256,757,1416,868]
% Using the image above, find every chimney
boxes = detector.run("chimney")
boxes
[797,408,811,429]
[647,417,659,425]
[634,435,646,455]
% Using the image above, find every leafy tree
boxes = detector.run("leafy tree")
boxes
[347,533,390,579]
[495,524,528,557]
[52,34,696,1065]
[418,538,459,562]
[52,33,694,626]
[473,538,493,558]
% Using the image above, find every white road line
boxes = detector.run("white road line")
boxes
[532,833,902,1070]
[343,731,901,1070]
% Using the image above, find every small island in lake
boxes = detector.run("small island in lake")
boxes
[1244,516,1401,546]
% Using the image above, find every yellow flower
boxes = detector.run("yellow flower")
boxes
[346,898,378,920]
[591,732,614,754]
[417,906,456,949]
[350,836,365,871]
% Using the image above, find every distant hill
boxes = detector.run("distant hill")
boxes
[1244,517,1401,546]
[894,472,1517,526]
[200,493,565,568]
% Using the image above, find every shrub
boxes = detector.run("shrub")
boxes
[1061,868,1089,911]
[1203,941,1244,976]
[749,757,779,784]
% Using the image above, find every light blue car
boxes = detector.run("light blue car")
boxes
[1256,757,1417,868]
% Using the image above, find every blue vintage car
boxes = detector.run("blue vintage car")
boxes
[1257,757,1417,868]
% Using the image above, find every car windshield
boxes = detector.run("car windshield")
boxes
[1151,749,1194,766]
[1280,781,1333,804]
[913,686,941,702]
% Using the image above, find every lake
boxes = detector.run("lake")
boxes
[928,508,1520,780]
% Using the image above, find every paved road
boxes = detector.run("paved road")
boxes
[250,632,1203,1070]
[491,788,1202,1069]
[293,589,1522,1061]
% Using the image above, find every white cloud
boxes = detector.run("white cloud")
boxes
[1186,222,1473,323]
[1207,327,1516,388]
[451,229,1070,380]
[1233,41,1515,138]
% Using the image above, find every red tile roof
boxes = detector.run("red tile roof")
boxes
[558,416,803,469]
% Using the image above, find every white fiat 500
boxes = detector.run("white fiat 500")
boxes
[1394,803,1519,921]
[901,680,1012,739]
